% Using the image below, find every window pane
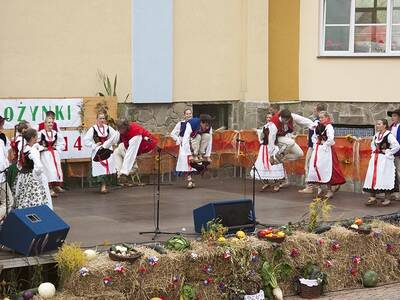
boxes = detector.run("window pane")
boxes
[354,25,386,52]
[355,0,387,8]
[392,25,400,50]
[326,0,351,24]
[394,0,400,6]
[355,0,387,24]
[393,9,400,24]
[325,26,350,50]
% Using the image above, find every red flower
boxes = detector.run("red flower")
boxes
[331,242,340,251]
[350,268,357,276]
[290,248,300,258]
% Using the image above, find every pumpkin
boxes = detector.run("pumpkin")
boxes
[38,282,56,299]
[362,270,378,287]
[84,249,98,261]
[236,230,246,239]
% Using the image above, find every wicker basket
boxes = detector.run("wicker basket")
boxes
[299,281,322,299]
[108,250,143,263]
[264,236,286,243]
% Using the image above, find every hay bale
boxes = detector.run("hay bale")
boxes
[58,223,400,299]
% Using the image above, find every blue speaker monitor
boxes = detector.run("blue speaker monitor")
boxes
[0,205,70,256]
[193,199,255,233]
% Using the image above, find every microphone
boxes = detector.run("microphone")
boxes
[236,138,245,143]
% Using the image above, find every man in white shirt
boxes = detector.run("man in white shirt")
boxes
[270,109,314,164]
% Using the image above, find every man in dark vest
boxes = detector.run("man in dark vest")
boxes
[184,114,212,163]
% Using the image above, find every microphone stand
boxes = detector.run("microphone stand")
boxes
[236,138,269,228]
[0,166,12,218]
[139,146,181,240]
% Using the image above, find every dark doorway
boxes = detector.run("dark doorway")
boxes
[193,104,230,129]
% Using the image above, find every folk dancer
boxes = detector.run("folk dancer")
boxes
[0,116,14,218]
[268,103,280,117]
[14,129,52,209]
[38,117,65,197]
[299,103,327,194]
[8,121,30,188]
[388,108,400,200]
[84,112,119,193]
[270,109,314,164]
[180,114,213,188]
[364,119,400,207]
[170,109,196,188]
[38,110,59,132]
[250,112,285,192]
[114,119,157,185]
[306,111,345,199]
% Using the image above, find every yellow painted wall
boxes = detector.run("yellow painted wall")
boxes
[268,0,300,102]
[0,0,268,102]
[0,0,132,100]
[300,1,400,102]
[173,0,268,102]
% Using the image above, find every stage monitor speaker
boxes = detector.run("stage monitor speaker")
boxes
[0,205,70,256]
[193,199,255,233]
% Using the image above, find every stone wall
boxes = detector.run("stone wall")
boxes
[118,101,271,133]
[283,101,398,126]
[118,102,192,133]
[118,100,399,134]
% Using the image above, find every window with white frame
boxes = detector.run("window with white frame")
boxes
[321,0,400,55]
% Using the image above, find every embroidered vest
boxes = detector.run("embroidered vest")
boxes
[271,113,294,137]
[93,126,110,144]
[20,151,34,173]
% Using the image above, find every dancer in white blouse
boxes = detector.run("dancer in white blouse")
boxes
[364,119,400,206]
[170,109,196,188]
[14,128,52,209]
[250,112,285,192]
[84,112,119,193]
[38,117,65,197]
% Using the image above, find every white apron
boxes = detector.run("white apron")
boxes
[38,129,65,183]
[307,124,334,184]
[250,144,285,180]
[363,131,399,192]
[83,125,118,177]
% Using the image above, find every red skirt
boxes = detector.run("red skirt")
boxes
[329,147,346,186]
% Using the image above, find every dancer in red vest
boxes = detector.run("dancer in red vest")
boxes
[114,119,157,184]
[270,108,314,164]
[363,119,400,206]
[306,111,345,199]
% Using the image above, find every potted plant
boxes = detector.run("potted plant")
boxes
[296,263,327,299]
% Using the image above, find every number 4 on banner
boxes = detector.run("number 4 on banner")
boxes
[74,136,83,151]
